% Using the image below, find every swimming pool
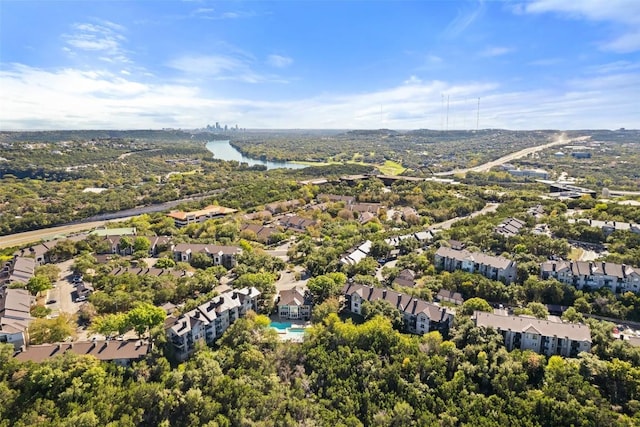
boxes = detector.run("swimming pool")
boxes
[270,321,307,341]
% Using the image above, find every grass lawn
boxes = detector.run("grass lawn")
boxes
[377,160,406,175]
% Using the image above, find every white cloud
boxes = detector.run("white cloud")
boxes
[168,53,288,83]
[0,63,638,130]
[403,76,423,85]
[267,54,293,68]
[63,20,130,63]
[442,0,485,38]
[479,46,514,57]
[524,0,640,52]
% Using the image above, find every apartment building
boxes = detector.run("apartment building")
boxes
[474,311,592,357]
[166,287,260,360]
[541,260,640,293]
[434,247,517,284]
[343,283,454,336]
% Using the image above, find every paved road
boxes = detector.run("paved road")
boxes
[0,191,226,249]
[434,133,589,176]
[0,218,132,249]
[429,202,500,231]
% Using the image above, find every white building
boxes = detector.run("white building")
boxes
[434,247,517,284]
[166,287,260,360]
[474,311,591,357]
[172,243,242,269]
[541,260,640,293]
[343,283,454,336]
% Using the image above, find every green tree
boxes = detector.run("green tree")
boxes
[91,313,130,337]
[126,303,166,338]
[311,297,340,323]
[30,305,52,318]
[133,236,151,253]
[26,275,52,296]
[118,236,134,254]
[29,313,75,344]
[34,264,60,283]
[562,307,585,323]
[460,297,492,316]
[190,252,213,270]
[526,302,549,319]
[361,299,404,330]
[155,257,176,269]
[307,273,346,303]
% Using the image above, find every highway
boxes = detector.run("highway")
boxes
[0,191,222,249]
[0,218,133,249]
[434,133,589,176]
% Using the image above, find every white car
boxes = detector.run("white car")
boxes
[75,295,87,303]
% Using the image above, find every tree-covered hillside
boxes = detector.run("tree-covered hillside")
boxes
[1,313,639,426]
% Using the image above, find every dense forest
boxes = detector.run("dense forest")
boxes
[1,312,640,426]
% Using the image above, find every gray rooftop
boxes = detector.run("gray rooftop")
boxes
[474,311,591,343]
[435,246,514,270]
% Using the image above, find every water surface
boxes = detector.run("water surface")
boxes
[205,140,306,170]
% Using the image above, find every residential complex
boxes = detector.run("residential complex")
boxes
[172,243,242,269]
[343,283,454,335]
[541,260,640,293]
[277,287,312,320]
[15,339,150,366]
[0,288,34,349]
[474,311,592,357]
[434,247,517,283]
[494,217,526,237]
[166,287,260,360]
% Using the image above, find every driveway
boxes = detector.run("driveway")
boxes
[376,259,398,281]
[266,240,294,262]
[275,265,308,292]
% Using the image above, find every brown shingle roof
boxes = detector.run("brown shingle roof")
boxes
[15,340,150,363]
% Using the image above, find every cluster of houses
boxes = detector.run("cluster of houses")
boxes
[4,193,632,365]
[166,205,238,228]
[434,247,518,283]
[494,217,526,237]
[570,218,640,236]
[14,339,151,366]
[0,288,34,349]
[340,230,434,266]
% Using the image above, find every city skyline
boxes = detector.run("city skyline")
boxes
[1,0,639,130]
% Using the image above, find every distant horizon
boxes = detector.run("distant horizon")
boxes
[1,127,637,133]
[2,1,639,130]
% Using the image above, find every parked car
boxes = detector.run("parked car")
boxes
[75,295,87,303]
[46,299,57,304]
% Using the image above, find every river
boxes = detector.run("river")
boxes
[205,140,307,170]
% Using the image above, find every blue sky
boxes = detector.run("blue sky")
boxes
[1,0,639,130]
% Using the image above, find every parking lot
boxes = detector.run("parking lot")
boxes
[45,259,83,317]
